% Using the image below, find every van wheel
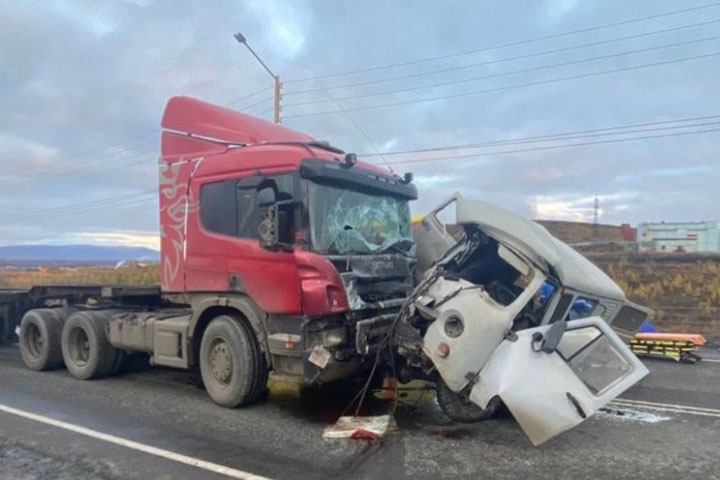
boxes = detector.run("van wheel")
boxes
[200,315,268,408]
[61,311,117,380]
[19,309,64,371]
[436,380,500,422]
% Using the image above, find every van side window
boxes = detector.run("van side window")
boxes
[200,174,295,239]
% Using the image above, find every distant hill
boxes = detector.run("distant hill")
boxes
[0,245,159,266]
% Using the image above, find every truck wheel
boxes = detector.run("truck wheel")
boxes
[19,309,64,371]
[436,380,500,423]
[199,315,268,408]
[61,311,118,380]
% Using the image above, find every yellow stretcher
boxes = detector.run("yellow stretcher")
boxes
[630,333,707,364]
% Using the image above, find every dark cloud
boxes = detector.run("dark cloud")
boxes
[0,0,718,247]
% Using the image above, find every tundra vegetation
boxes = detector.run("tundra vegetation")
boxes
[1,254,718,337]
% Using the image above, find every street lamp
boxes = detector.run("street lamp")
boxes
[234,32,282,124]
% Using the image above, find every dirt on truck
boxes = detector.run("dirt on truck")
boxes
[0,96,651,446]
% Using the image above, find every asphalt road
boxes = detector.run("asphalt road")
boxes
[1,344,719,480]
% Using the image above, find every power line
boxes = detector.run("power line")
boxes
[2,197,157,225]
[373,127,720,167]
[358,114,720,157]
[286,19,720,95]
[224,86,274,106]
[8,128,719,224]
[16,4,720,189]
[235,95,274,112]
[17,87,273,188]
[2,146,157,191]
[6,136,157,182]
[284,36,720,108]
[285,1,720,83]
[0,191,158,223]
[285,51,720,118]
[320,87,395,172]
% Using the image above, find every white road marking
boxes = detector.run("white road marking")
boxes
[613,397,720,413]
[610,398,720,419]
[0,403,276,480]
[700,358,720,363]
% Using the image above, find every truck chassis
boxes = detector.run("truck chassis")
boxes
[0,284,340,407]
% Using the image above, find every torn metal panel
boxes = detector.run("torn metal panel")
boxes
[413,195,460,274]
[420,267,545,392]
[470,317,648,445]
[454,194,625,300]
[329,254,414,311]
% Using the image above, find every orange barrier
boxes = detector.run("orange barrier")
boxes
[633,333,707,346]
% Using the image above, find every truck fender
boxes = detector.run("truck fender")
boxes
[188,294,271,366]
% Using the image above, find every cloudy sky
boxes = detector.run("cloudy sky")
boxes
[1,0,719,249]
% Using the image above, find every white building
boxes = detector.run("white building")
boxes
[637,221,720,253]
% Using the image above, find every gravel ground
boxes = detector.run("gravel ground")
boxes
[0,439,113,480]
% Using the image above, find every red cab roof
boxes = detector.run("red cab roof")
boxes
[161,96,314,145]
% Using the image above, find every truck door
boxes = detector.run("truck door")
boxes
[224,173,302,314]
[189,172,301,313]
[469,317,648,445]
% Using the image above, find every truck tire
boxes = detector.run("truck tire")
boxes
[19,309,65,371]
[61,311,118,380]
[436,380,500,423]
[199,314,268,408]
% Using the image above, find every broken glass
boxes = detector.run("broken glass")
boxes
[308,182,413,255]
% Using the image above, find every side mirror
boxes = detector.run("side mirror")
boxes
[258,205,279,248]
[257,186,293,250]
[532,321,567,354]
[257,187,277,207]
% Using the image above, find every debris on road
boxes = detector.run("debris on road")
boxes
[323,415,395,439]
[597,407,671,423]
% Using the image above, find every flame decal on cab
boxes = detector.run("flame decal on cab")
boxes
[159,159,199,291]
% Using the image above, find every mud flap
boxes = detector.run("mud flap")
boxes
[470,317,648,446]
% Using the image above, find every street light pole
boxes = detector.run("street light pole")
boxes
[233,32,282,124]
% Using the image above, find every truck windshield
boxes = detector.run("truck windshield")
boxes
[308,181,413,254]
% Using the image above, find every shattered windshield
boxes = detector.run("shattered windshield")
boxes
[308,181,413,254]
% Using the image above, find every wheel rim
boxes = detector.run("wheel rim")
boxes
[68,327,90,367]
[25,323,43,359]
[208,338,233,386]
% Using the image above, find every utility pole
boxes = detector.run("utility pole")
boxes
[593,196,600,243]
[234,32,282,124]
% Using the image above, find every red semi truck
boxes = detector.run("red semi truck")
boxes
[0,96,418,407]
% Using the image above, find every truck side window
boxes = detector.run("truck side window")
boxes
[200,180,238,236]
[201,174,295,239]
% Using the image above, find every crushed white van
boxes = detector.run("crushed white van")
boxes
[396,193,650,445]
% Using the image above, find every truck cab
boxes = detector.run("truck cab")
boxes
[160,96,417,385]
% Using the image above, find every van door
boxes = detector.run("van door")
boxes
[413,194,461,274]
[469,317,648,445]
